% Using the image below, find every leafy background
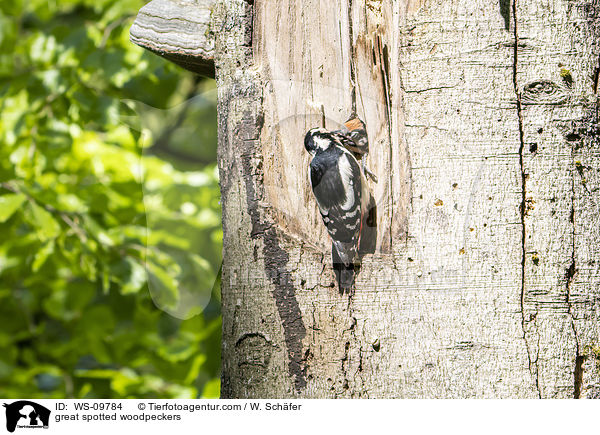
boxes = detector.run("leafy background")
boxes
[0,0,222,398]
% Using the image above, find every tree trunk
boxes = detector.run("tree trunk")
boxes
[133,0,600,398]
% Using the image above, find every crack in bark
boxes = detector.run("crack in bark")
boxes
[339,315,356,395]
[574,355,585,399]
[348,0,357,116]
[404,84,459,93]
[352,345,368,398]
[511,0,541,399]
[372,34,395,249]
[593,51,600,94]
[340,339,351,392]
[567,152,583,399]
[383,44,395,249]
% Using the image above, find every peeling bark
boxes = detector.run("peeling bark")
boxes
[130,0,216,77]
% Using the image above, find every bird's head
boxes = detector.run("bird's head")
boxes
[344,116,366,132]
[304,127,332,156]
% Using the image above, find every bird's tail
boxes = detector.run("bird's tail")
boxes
[332,243,356,295]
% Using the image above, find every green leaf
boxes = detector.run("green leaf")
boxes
[147,261,179,310]
[201,378,220,399]
[32,239,55,272]
[101,267,110,294]
[26,202,61,241]
[110,257,146,295]
[0,193,26,222]
[184,354,207,384]
[156,332,198,363]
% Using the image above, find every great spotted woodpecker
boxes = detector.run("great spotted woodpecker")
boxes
[337,117,369,157]
[304,121,376,294]
[334,117,377,182]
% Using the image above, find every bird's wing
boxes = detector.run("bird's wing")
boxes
[310,149,363,265]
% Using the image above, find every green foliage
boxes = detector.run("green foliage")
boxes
[0,0,222,398]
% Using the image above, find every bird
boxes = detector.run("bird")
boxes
[333,117,378,182]
[304,122,376,294]
[337,117,369,157]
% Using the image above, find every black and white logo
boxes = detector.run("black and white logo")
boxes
[3,401,50,433]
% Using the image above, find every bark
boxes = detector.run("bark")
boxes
[130,0,216,77]
[133,0,600,398]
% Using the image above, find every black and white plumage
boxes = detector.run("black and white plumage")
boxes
[304,125,376,293]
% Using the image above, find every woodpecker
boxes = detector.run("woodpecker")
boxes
[334,117,377,182]
[304,124,376,294]
[337,117,369,157]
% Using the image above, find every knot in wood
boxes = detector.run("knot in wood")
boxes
[521,80,567,105]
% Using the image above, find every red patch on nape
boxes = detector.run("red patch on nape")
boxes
[344,118,363,131]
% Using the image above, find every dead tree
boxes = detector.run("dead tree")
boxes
[131,0,600,398]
